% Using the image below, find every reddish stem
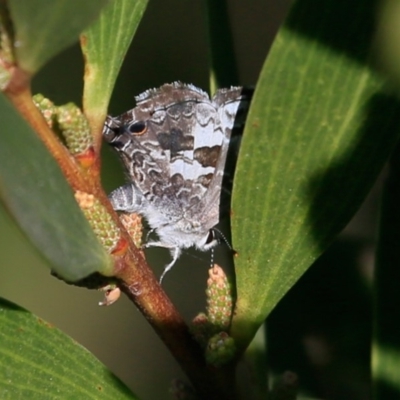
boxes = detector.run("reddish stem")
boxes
[4,66,237,399]
[117,251,237,400]
[5,69,86,191]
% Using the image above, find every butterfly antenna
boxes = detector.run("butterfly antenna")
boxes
[214,228,236,254]
[210,246,215,268]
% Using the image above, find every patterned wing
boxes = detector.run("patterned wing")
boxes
[104,82,222,223]
[103,83,250,281]
[186,87,246,231]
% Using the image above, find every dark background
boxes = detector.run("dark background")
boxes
[0,1,387,399]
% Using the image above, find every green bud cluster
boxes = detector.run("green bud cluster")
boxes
[191,265,236,366]
[33,95,93,156]
[75,191,120,253]
[57,103,92,155]
[32,94,57,127]
[205,265,233,331]
[205,332,236,367]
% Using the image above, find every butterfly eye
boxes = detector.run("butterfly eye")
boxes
[128,121,147,135]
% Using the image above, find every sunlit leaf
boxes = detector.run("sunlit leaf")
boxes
[230,0,400,349]
[82,0,148,130]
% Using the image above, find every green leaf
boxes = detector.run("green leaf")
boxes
[230,0,400,349]
[204,0,238,93]
[373,345,400,397]
[0,93,111,281]
[0,297,137,399]
[373,145,400,399]
[82,0,148,123]
[7,0,110,73]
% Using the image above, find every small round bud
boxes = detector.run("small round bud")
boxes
[190,313,211,347]
[169,379,198,400]
[205,332,236,367]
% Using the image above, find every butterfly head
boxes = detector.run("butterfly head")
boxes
[102,116,121,143]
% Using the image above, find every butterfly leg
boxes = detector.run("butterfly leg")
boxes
[144,242,181,283]
[159,247,182,283]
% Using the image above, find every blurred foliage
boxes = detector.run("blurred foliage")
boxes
[268,238,373,399]
[1,0,400,399]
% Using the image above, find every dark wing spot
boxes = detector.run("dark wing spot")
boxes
[189,195,201,207]
[170,173,184,189]
[194,145,221,168]
[157,128,194,158]
[197,173,214,188]
[152,183,164,197]
[148,170,163,183]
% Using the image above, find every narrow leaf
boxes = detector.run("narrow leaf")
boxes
[0,298,137,399]
[82,0,148,129]
[7,0,110,73]
[231,0,400,349]
[204,0,238,92]
[0,93,111,281]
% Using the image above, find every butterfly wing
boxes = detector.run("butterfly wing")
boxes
[105,83,221,226]
[186,87,246,231]
[104,83,249,279]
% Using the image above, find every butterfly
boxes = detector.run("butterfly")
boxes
[103,82,247,281]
